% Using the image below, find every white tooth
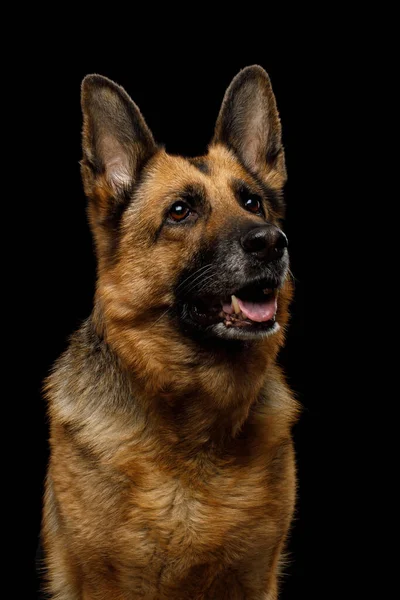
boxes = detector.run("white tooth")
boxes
[231,295,241,314]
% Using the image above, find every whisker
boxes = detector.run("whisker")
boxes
[175,264,213,293]
[148,307,173,329]
[287,268,298,286]
[181,272,217,297]
[189,273,219,296]
[176,266,214,296]
[148,266,215,329]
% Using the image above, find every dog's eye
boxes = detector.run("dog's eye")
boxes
[168,202,191,222]
[244,197,262,214]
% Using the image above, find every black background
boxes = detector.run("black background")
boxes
[24,45,360,599]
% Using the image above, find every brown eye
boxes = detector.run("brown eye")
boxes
[168,202,191,222]
[244,197,262,214]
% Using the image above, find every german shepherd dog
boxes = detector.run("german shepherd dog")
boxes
[41,65,299,599]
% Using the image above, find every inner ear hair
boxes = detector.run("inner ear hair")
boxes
[212,65,286,181]
[81,74,157,200]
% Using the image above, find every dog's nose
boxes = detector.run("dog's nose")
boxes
[240,225,288,261]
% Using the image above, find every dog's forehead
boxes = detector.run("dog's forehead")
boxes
[140,146,254,203]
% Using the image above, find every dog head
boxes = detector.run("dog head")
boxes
[81,66,292,365]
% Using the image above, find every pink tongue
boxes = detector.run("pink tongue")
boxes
[222,296,277,322]
[237,296,277,322]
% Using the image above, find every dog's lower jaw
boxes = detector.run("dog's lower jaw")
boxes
[212,320,280,340]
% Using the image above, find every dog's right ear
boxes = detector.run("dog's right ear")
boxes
[81,75,157,215]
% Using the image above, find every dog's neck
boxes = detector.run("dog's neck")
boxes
[92,302,276,443]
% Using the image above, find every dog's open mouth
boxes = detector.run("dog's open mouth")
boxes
[188,280,279,334]
[221,288,277,328]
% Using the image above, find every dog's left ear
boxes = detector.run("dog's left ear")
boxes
[212,65,286,181]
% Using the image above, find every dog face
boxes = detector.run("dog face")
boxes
[81,66,291,349]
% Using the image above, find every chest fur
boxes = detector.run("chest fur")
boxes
[109,440,295,575]
[49,419,296,598]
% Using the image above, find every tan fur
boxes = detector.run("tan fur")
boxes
[42,68,299,599]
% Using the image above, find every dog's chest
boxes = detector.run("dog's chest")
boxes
[120,453,284,571]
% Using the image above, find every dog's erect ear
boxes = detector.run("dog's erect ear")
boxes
[81,74,157,204]
[212,65,286,181]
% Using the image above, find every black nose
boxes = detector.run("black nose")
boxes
[240,225,288,261]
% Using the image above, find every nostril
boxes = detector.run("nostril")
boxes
[271,246,284,260]
[241,226,288,261]
[271,232,288,260]
[276,231,288,250]
[245,231,268,253]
